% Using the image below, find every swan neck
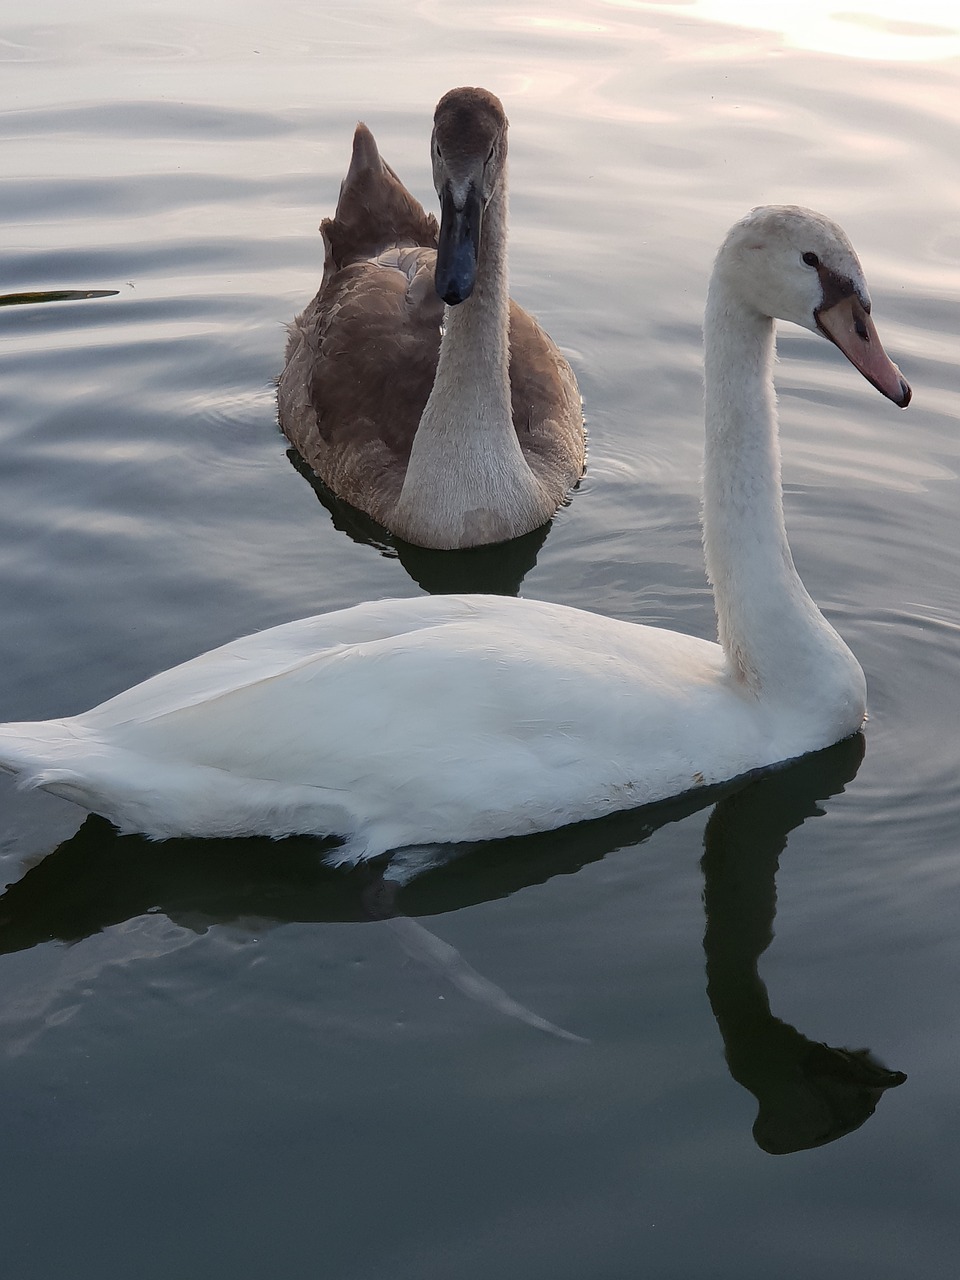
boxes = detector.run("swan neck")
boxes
[394,165,546,548]
[701,276,863,713]
[702,290,786,568]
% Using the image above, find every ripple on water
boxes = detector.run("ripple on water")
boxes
[1,8,960,1274]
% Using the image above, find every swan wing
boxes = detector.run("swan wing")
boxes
[321,121,438,274]
[76,598,744,836]
[278,121,444,515]
[279,242,444,516]
[507,301,585,493]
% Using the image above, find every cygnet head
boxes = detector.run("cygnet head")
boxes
[715,205,911,407]
[432,87,508,306]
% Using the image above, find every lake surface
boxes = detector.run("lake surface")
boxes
[2,1,960,1276]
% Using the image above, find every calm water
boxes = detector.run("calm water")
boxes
[2,2,960,1276]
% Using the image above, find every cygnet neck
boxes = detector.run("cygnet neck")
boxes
[394,165,545,548]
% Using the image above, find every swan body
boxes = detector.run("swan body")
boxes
[278,87,585,550]
[0,207,910,861]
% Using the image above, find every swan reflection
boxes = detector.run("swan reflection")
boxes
[0,735,903,1149]
[699,735,906,1153]
[286,445,552,596]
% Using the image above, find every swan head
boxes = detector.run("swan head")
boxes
[432,87,508,306]
[716,206,911,407]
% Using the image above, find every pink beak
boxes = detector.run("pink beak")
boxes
[816,295,911,407]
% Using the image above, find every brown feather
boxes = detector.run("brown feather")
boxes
[277,94,585,547]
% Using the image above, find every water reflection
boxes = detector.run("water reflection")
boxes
[286,445,552,595]
[0,736,904,1148]
[700,735,907,1153]
[621,0,960,61]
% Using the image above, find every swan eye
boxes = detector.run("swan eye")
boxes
[802,252,820,268]
[486,143,496,164]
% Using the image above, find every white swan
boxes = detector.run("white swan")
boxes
[278,86,585,550]
[0,206,910,862]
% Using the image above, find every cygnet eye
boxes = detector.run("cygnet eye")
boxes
[802,251,820,268]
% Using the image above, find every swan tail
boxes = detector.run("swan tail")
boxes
[0,720,363,842]
[0,720,166,828]
[322,122,439,272]
[0,719,81,783]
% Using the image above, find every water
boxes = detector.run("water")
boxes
[2,2,959,1276]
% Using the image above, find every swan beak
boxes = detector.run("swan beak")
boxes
[816,295,912,407]
[435,183,483,306]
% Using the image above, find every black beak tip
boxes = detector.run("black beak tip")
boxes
[435,269,475,306]
[438,282,472,306]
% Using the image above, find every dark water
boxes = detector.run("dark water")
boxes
[2,3,959,1277]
